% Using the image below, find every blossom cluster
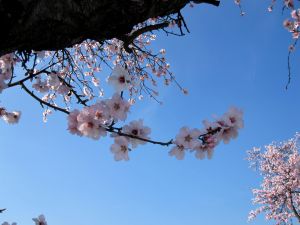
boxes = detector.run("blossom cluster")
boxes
[0,53,16,93]
[0,107,21,124]
[2,214,47,225]
[266,0,300,50]
[247,133,300,224]
[67,95,243,161]
[32,71,70,96]
[67,92,153,160]
[284,8,300,40]
[68,93,130,139]
[169,107,244,160]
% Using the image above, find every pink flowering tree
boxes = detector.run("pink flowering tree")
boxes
[248,134,300,224]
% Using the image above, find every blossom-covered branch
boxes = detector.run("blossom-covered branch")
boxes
[0,3,244,161]
[67,94,243,161]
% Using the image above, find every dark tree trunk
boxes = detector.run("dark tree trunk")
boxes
[0,0,219,56]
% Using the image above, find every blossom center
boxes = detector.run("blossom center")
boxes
[120,145,127,152]
[114,103,120,110]
[95,111,103,119]
[131,129,138,136]
[118,76,125,84]
[87,122,94,128]
[230,117,236,124]
[184,135,192,142]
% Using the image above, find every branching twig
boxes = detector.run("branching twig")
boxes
[20,83,69,114]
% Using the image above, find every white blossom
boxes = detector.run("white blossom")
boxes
[108,65,131,92]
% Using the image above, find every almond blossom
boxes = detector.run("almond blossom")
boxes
[218,106,244,144]
[76,107,107,140]
[0,53,16,93]
[174,127,201,149]
[108,65,132,92]
[168,107,244,160]
[67,109,82,136]
[32,214,47,225]
[122,119,151,148]
[105,93,130,121]
[66,99,243,161]
[169,141,185,160]
[0,108,21,125]
[110,136,130,161]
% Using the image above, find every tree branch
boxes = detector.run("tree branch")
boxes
[20,83,70,114]
[290,193,300,223]
[107,126,174,146]
[193,0,220,7]
[121,22,170,53]
[0,208,6,213]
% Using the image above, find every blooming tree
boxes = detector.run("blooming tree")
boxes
[248,134,300,224]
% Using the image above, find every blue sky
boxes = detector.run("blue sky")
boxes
[1,1,300,225]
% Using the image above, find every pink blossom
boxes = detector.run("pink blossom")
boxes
[77,108,107,140]
[2,111,21,124]
[175,127,201,149]
[122,119,151,148]
[0,53,15,80]
[169,142,185,160]
[106,94,130,121]
[90,101,110,124]
[110,136,130,161]
[67,109,82,136]
[223,106,244,129]
[291,9,300,20]
[32,214,47,225]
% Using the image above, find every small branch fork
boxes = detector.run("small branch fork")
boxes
[120,0,220,53]
[121,22,170,53]
[20,83,70,114]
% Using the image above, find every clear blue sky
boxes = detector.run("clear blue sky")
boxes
[1,1,300,225]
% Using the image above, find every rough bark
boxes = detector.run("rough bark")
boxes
[0,0,219,56]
